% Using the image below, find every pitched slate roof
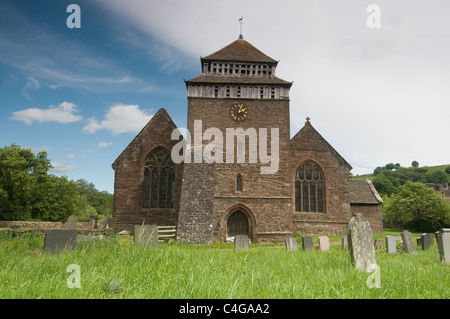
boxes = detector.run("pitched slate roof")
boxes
[201,38,278,64]
[349,179,383,204]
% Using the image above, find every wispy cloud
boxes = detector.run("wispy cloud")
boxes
[82,104,153,135]
[50,162,76,173]
[11,102,82,125]
[96,141,113,148]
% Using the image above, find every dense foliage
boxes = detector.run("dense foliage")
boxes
[0,144,112,222]
[366,162,450,232]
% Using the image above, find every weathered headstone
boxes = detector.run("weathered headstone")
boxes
[89,213,96,230]
[66,215,78,230]
[401,230,417,254]
[102,216,113,229]
[301,236,314,251]
[341,236,348,249]
[436,229,450,264]
[285,238,298,251]
[347,213,377,271]
[417,237,422,247]
[385,235,396,254]
[44,230,77,254]
[134,224,158,247]
[421,233,431,250]
[373,239,384,250]
[318,236,329,251]
[234,235,250,250]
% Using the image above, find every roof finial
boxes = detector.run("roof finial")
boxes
[306,116,311,124]
[239,17,244,39]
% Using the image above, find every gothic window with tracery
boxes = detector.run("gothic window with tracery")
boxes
[294,162,325,213]
[143,147,175,209]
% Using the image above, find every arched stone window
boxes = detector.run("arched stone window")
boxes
[143,147,175,208]
[294,161,325,213]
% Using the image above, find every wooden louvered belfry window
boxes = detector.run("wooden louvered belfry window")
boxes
[294,162,325,213]
[143,147,175,209]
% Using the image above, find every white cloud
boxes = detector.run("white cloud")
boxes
[82,104,153,135]
[96,141,113,148]
[11,101,82,125]
[65,153,75,159]
[50,162,76,173]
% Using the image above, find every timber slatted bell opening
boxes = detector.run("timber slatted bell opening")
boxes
[143,147,175,208]
[295,162,325,213]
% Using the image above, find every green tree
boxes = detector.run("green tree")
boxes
[76,179,113,217]
[0,144,51,220]
[383,181,450,232]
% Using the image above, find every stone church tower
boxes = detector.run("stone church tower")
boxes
[111,34,383,244]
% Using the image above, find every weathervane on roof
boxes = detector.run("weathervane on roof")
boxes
[239,17,244,39]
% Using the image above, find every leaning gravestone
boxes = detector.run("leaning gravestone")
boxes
[134,224,158,248]
[66,215,78,230]
[341,236,348,249]
[302,236,314,251]
[44,230,77,254]
[347,213,377,271]
[285,238,298,251]
[385,235,396,254]
[401,230,417,254]
[318,236,329,251]
[234,235,250,250]
[436,229,450,264]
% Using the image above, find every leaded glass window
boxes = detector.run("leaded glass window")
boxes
[294,162,324,213]
[143,147,175,208]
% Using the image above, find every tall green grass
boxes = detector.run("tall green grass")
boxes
[0,230,448,299]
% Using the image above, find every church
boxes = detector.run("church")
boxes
[111,33,383,244]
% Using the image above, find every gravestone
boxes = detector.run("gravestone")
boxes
[385,235,396,254]
[102,216,113,229]
[66,215,78,230]
[301,236,314,251]
[347,213,377,271]
[417,237,422,247]
[421,233,431,250]
[436,229,450,264]
[285,238,298,251]
[401,230,417,254]
[341,236,348,249]
[318,236,329,251]
[134,224,158,247]
[44,230,77,254]
[373,239,384,250]
[234,235,250,250]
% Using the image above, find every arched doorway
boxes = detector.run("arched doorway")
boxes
[227,210,249,238]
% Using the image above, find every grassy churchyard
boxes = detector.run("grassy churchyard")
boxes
[0,229,448,299]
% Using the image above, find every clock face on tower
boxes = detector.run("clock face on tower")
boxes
[230,103,248,122]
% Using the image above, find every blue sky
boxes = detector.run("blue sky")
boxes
[1,0,450,193]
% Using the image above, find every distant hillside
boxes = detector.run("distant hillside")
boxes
[352,163,450,197]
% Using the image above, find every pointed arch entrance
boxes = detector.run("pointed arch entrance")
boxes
[221,204,256,242]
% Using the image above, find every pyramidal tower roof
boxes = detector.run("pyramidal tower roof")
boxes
[201,37,278,64]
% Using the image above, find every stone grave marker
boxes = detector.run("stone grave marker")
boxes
[302,236,314,251]
[134,224,158,248]
[285,238,297,251]
[347,213,377,271]
[421,233,431,250]
[385,235,396,254]
[44,230,77,254]
[436,229,450,264]
[341,236,348,249]
[373,239,384,250]
[102,216,113,229]
[401,230,417,254]
[234,235,250,250]
[66,215,78,230]
[318,236,329,251]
